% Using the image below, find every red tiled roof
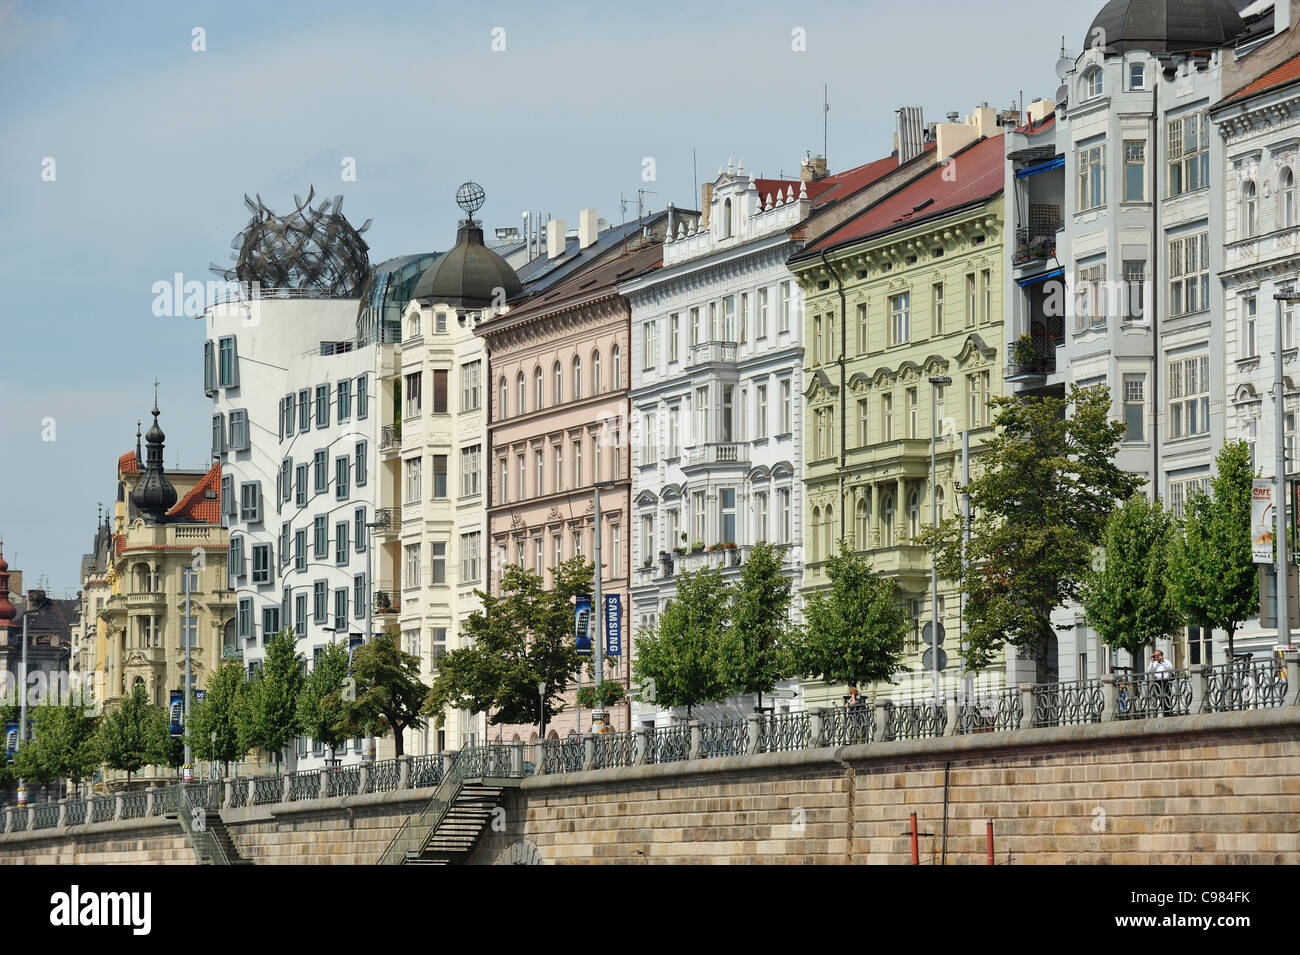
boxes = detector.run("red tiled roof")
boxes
[114,535,125,557]
[1015,113,1057,135]
[168,461,222,525]
[1220,51,1300,108]
[751,149,929,214]
[118,451,139,475]
[800,135,1006,257]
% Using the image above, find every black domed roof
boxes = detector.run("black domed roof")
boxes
[1087,0,1246,54]
[130,405,177,523]
[412,222,523,309]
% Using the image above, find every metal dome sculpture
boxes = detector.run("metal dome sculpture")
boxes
[455,181,486,223]
[212,186,373,296]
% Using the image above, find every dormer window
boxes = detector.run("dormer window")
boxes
[1083,67,1103,99]
[721,198,733,239]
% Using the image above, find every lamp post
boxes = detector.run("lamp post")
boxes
[363,515,387,761]
[928,375,952,704]
[17,606,37,805]
[538,681,546,741]
[182,570,193,781]
[592,480,615,731]
[1272,293,1299,649]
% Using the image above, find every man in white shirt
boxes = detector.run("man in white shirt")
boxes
[1147,648,1174,716]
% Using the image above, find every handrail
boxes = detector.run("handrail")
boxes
[168,785,231,866]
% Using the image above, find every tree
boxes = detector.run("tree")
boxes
[239,630,304,767]
[296,641,352,760]
[925,385,1142,680]
[187,658,249,774]
[632,566,731,718]
[346,629,426,757]
[791,542,909,690]
[95,683,172,785]
[1168,440,1258,659]
[1081,492,1182,662]
[13,700,99,796]
[719,541,793,703]
[426,558,591,729]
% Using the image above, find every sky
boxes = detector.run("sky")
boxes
[0,0,1096,595]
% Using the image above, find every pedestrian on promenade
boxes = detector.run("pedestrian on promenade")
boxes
[1147,649,1174,716]
[845,685,861,709]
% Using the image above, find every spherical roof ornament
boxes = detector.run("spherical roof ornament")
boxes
[456,181,487,224]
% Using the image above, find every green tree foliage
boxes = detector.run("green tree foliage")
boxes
[426,558,591,729]
[187,657,249,772]
[1168,440,1258,658]
[632,566,731,717]
[239,630,304,766]
[1081,492,1182,660]
[95,683,172,784]
[792,542,909,689]
[925,385,1141,680]
[720,541,793,701]
[345,629,427,757]
[13,699,99,793]
[297,641,353,758]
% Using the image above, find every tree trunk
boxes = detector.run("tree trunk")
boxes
[391,721,404,757]
[1227,623,1235,662]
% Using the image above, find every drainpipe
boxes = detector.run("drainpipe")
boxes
[821,250,848,542]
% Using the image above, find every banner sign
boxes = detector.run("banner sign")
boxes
[1253,480,1275,564]
[348,634,364,672]
[604,594,622,657]
[169,690,183,738]
[4,721,16,758]
[575,596,592,657]
[1291,479,1300,566]
[192,689,206,705]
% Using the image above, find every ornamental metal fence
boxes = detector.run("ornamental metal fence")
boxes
[1202,659,1288,713]
[591,731,635,770]
[64,798,87,827]
[886,698,948,740]
[646,724,691,764]
[121,790,147,820]
[542,737,583,774]
[9,808,27,832]
[821,705,874,746]
[409,754,445,789]
[699,719,749,758]
[184,781,222,811]
[958,688,1023,734]
[92,794,115,823]
[288,769,321,802]
[757,712,812,753]
[228,779,249,809]
[252,775,282,806]
[370,758,401,793]
[1116,670,1194,720]
[325,764,361,798]
[32,802,59,830]
[1032,679,1104,727]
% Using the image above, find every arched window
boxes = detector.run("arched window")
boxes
[611,345,622,389]
[881,494,895,547]
[856,497,870,549]
[721,198,733,239]
[535,366,544,409]
[517,372,526,415]
[592,350,602,394]
[935,486,946,525]
[553,361,563,405]
[573,355,583,400]
[1243,180,1258,238]
[824,504,835,558]
[1083,67,1102,99]
[908,490,920,539]
[499,377,509,418]
[1282,168,1296,230]
[810,507,821,563]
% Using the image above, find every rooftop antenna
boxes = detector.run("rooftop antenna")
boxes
[693,148,698,205]
[824,83,830,163]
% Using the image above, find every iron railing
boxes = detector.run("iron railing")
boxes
[9,808,27,832]
[64,798,87,827]
[288,769,322,802]
[92,794,116,823]
[409,754,445,789]
[821,705,875,746]
[1201,659,1287,713]
[1033,679,1104,727]
[591,731,635,769]
[370,758,401,792]
[167,785,230,865]
[252,775,282,806]
[184,781,222,811]
[228,779,249,809]
[757,712,812,753]
[886,698,948,740]
[1116,670,1194,720]
[646,724,691,764]
[325,764,362,798]
[32,802,59,830]
[958,688,1023,734]
[542,737,583,774]
[121,790,147,820]
[699,719,748,758]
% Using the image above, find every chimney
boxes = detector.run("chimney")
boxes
[700,183,714,228]
[546,218,566,260]
[1027,97,1055,125]
[896,106,925,165]
[578,208,599,250]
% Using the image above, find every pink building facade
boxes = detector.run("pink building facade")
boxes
[477,242,662,739]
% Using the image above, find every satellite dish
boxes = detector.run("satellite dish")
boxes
[1055,84,1069,105]
[1055,54,1074,81]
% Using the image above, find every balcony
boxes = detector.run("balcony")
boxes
[689,341,738,366]
[373,584,402,617]
[380,424,401,453]
[1013,205,1062,271]
[684,442,750,468]
[124,592,166,611]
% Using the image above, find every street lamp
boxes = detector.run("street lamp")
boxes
[537,681,546,741]
[591,480,616,732]
[928,375,953,705]
[1271,293,1299,649]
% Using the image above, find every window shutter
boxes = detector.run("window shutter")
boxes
[228,337,239,387]
[204,342,216,395]
[357,376,368,419]
[433,369,448,413]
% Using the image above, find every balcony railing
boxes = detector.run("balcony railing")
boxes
[684,442,750,467]
[380,424,401,451]
[689,341,738,365]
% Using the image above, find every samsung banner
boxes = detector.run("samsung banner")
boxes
[4,721,16,758]
[1253,480,1275,564]
[575,596,592,656]
[168,690,183,737]
[604,594,622,657]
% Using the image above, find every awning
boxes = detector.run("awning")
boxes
[1015,157,1064,179]
[1017,268,1065,287]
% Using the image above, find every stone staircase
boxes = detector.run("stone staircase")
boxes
[166,788,253,865]
[401,783,509,864]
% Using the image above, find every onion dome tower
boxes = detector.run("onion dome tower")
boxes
[130,393,178,524]
[1085,0,1246,54]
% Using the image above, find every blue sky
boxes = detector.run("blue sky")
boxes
[0,0,1095,594]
